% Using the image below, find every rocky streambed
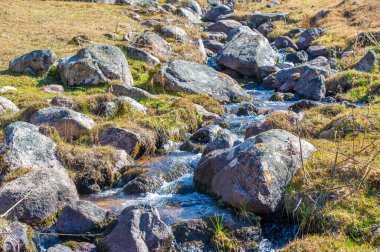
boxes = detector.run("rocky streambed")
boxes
[61,88,299,251]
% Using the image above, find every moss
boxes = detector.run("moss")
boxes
[2,167,33,183]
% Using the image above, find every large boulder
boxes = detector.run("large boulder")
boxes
[203,5,234,21]
[99,127,145,158]
[56,200,108,234]
[296,27,327,49]
[103,205,172,252]
[245,12,287,29]
[217,27,277,77]
[0,96,19,115]
[107,84,155,99]
[275,56,331,100]
[154,60,250,102]
[207,20,242,35]
[0,169,78,224]
[31,106,96,140]
[9,50,56,75]
[57,44,133,86]
[135,31,172,59]
[354,49,377,72]
[0,121,64,172]
[194,129,316,214]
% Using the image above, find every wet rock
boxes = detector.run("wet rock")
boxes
[173,219,214,251]
[354,49,377,72]
[123,172,163,194]
[217,27,277,77]
[159,25,190,43]
[194,104,220,120]
[125,45,161,66]
[0,169,78,225]
[176,8,201,25]
[204,31,227,41]
[274,36,298,50]
[203,39,224,53]
[0,221,35,251]
[1,121,64,172]
[154,60,250,102]
[207,19,242,35]
[296,74,326,101]
[245,12,287,29]
[263,75,276,90]
[51,96,78,110]
[0,86,17,94]
[58,44,133,86]
[181,125,223,152]
[99,126,145,158]
[107,84,155,99]
[296,27,327,49]
[226,25,251,41]
[56,200,108,234]
[41,84,65,94]
[47,244,73,252]
[194,129,316,214]
[104,205,172,252]
[9,50,56,75]
[115,96,147,113]
[135,31,172,59]
[30,106,96,140]
[257,21,275,37]
[0,96,19,115]
[203,5,234,21]
[288,99,323,113]
[236,103,259,116]
[307,45,329,58]
[203,129,238,156]
[269,92,297,101]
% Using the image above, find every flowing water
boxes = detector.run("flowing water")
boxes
[81,87,299,251]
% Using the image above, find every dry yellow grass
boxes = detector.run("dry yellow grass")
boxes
[0,0,145,68]
[236,0,380,48]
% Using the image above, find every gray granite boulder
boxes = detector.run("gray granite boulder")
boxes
[1,121,65,171]
[194,129,316,214]
[217,27,277,77]
[9,50,56,75]
[354,50,377,72]
[154,60,250,102]
[31,106,96,140]
[0,169,78,224]
[104,205,172,252]
[58,44,133,86]
[56,200,108,234]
